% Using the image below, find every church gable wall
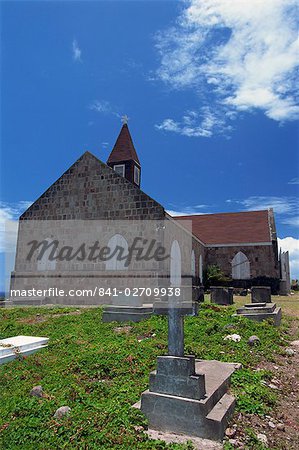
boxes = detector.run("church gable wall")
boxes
[20,152,164,221]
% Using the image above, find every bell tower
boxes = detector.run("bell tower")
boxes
[107,116,141,187]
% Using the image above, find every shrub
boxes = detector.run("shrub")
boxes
[203,264,232,288]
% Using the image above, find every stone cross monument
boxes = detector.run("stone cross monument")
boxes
[134,298,241,441]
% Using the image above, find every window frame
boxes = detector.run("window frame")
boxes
[134,165,140,185]
[113,164,125,177]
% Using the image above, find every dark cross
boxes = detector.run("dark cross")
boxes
[154,299,193,357]
[168,306,184,356]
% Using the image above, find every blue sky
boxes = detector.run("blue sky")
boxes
[1,0,299,288]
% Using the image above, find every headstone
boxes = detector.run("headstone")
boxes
[192,286,205,303]
[251,286,271,303]
[210,287,234,305]
[234,302,281,326]
[134,299,240,441]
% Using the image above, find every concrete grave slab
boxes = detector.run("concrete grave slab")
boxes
[145,429,223,450]
[134,359,240,441]
[0,335,49,364]
[102,304,153,322]
[234,302,281,326]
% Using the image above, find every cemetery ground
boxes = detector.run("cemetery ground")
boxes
[0,295,298,450]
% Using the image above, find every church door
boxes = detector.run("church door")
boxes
[231,251,250,279]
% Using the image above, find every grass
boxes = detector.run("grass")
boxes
[0,303,294,449]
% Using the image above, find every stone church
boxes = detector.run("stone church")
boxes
[10,121,290,307]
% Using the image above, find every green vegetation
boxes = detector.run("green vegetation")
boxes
[203,264,232,287]
[0,305,290,449]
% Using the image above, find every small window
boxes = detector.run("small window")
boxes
[134,166,140,185]
[114,164,125,177]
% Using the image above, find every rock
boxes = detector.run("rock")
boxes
[54,406,71,419]
[248,335,260,346]
[228,439,238,445]
[113,326,132,334]
[257,433,268,445]
[291,340,299,347]
[133,425,144,432]
[225,427,237,438]
[224,324,236,331]
[268,421,276,429]
[277,423,285,431]
[224,334,241,342]
[30,386,44,398]
[285,348,295,356]
[268,383,280,390]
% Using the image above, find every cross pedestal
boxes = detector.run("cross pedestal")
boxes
[134,298,240,441]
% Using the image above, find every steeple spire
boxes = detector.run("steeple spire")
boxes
[107,121,141,186]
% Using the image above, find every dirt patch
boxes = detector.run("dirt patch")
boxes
[17,310,83,324]
[18,314,47,324]
[226,318,299,449]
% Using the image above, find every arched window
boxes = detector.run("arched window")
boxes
[232,251,250,279]
[106,234,128,271]
[37,238,56,271]
[199,254,203,283]
[170,240,181,287]
[191,250,196,277]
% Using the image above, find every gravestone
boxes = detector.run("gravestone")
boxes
[251,286,271,303]
[235,285,281,326]
[234,302,282,326]
[193,286,205,303]
[134,299,240,441]
[210,287,234,305]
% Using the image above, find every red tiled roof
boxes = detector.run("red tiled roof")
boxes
[107,124,140,165]
[173,210,271,245]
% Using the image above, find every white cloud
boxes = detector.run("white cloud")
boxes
[288,177,299,185]
[166,204,210,216]
[155,107,232,138]
[282,216,299,227]
[0,201,32,293]
[239,196,299,215]
[72,39,82,62]
[226,196,299,229]
[89,100,120,118]
[0,201,32,253]
[155,0,299,136]
[278,236,299,279]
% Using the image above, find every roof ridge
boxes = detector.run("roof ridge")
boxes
[174,210,269,218]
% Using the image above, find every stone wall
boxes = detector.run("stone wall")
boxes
[206,243,279,279]
[20,152,165,221]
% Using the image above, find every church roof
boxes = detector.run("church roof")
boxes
[107,123,140,165]
[173,210,272,245]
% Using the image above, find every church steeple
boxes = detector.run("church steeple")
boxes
[107,118,141,187]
